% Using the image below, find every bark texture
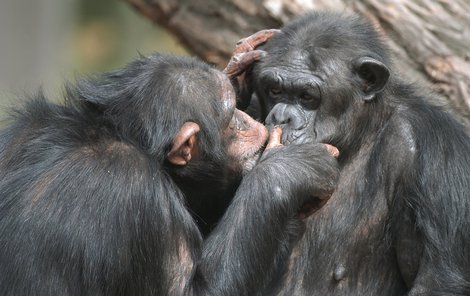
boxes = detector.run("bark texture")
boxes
[127,0,470,125]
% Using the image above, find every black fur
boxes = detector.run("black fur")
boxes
[0,53,339,295]
[248,12,470,295]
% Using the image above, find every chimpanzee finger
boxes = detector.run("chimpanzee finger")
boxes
[266,127,283,150]
[323,144,340,158]
[223,50,266,79]
[233,29,281,54]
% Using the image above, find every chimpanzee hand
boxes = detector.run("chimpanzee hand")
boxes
[223,29,280,109]
[199,124,338,296]
[255,127,340,212]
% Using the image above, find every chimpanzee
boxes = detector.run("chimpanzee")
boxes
[0,38,340,295]
[239,11,470,295]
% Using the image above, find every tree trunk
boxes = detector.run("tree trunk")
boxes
[126,0,470,126]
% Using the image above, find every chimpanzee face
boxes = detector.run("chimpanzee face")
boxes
[218,73,269,174]
[251,14,390,150]
[253,44,351,147]
[166,70,268,176]
[254,56,324,145]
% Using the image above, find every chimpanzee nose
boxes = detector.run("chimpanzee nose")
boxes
[265,103,306,130]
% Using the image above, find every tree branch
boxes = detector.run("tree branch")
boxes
[126,0,470,126]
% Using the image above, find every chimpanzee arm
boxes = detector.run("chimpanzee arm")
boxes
[395,117,470,296]
[0,131,200,295]
[192,143,339,296]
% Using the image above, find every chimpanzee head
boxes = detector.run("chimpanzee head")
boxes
[73,54,267,210]
[251,12,391,153]
[76,54,266,170]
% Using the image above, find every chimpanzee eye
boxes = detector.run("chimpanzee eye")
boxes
[299,91,321,109]
[269,87,282,96]
[300,93,314,101]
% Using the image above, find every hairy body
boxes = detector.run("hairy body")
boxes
[0,53,339,295]
[243,12,470,295]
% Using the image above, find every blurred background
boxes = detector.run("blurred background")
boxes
[0,0,187,104]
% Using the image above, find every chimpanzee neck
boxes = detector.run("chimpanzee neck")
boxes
[337,100,394,162]
[185,180,239,237]
[168,162,242,237]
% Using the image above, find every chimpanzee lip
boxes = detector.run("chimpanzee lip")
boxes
[246,136,268,161]
[282,130,308,146]
[239,141,268,175]
[250,142,267,162]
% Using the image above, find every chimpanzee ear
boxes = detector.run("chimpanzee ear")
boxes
[167,122,200,166]
[353,57,390,101]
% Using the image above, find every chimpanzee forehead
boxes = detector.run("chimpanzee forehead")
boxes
[268,13,389,64]
[255,47,321,82]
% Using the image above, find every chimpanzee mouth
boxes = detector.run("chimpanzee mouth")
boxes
[250,144,266,163]
[282,130,306,146]
[241,143,267,175]
[298,196,330,220]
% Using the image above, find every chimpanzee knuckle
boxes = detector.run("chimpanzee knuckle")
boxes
[252,29,280,45]
[223,66,243,80]
[235,37,246,46]
[264,29,282,37]
[233,41,253,55]
[234,29,278,55]
[222,63,235,76]
[241,50,266,65]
